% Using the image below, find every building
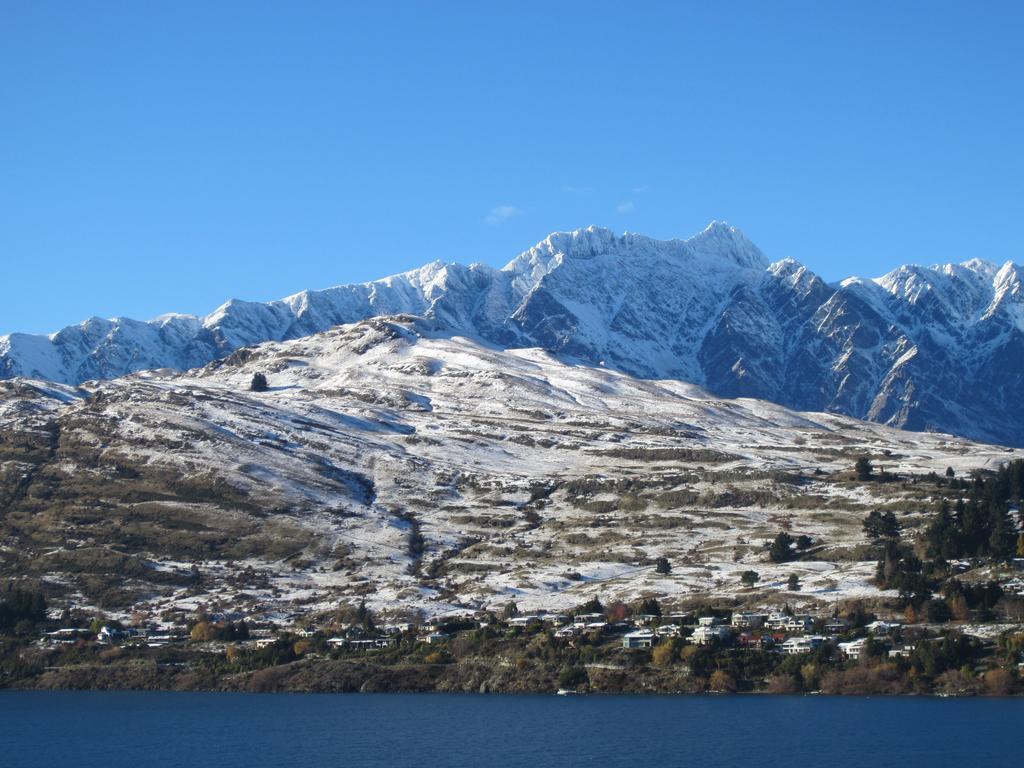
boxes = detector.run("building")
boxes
[865,620,900,636]
[888,644,915,659]
[780,635,825,655]
[837,637,869,660]
[730,612,765,629]
[622,630,656,649]
[824,618,850,634]
[690,625,731,645]
[697,616,722,627]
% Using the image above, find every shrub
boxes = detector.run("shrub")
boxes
[558,665,588,689]
[709,670,737,692]
[652,641,677,667]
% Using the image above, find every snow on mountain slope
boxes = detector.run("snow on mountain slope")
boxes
[0,316,1018,621]
[2,222,1023,446]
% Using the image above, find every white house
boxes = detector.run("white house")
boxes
[888,644,915,659]
[838,637,869,660]
[622,629,656,649]
[866,620,900,635]
[780,635,825,655]
[690,625,731,645]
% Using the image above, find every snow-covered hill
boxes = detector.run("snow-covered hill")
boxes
[1,316,1017,621]
[3,222,1023,445]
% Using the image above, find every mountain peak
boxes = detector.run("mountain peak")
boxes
[686,220,768,270]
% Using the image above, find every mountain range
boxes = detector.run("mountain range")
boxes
[2,222,1022,446]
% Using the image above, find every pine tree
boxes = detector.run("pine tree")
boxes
[250,372,268,392]
[854,456,874,480]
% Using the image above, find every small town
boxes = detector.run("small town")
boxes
[4,563,1024,696]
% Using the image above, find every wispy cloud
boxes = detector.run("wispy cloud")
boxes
[616,200,635,214]
[485,205,523,226]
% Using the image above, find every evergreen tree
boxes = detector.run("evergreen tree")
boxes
[768,532,795,563]
[250,372,269,392]
[863,510,901,541]
[854,456,874,480]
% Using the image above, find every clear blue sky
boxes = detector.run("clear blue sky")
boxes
[2,1,1023,334]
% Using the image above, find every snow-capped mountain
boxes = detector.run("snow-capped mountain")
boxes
[2,222,1022,445]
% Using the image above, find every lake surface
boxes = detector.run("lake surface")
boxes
[0,692,1019,767]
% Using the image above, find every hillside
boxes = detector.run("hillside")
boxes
[0,316,1017,627]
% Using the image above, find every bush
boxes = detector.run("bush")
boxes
[655,557,671,575]
[558,665,588,689]
[250,372,269,392]
[652,641,677,667]
[740,570,760,588]
[709,670,737,692]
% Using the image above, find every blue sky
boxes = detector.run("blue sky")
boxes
[2,1,1022,334]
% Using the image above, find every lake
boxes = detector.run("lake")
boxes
[0,692,1019,767]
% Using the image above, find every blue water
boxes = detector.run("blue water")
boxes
[0,692,1019,767]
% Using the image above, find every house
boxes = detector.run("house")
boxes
[730,612,765,629]
[507,615,542,628]
[542,614,570,626]
[697,616,722,627]
[866,620,900,635]
[326,637,348,649]
[96,625,129,644]
[632,614,659,626]
[690,625,731,645]
[555,625,580,639]
[622,629,656,649]
[767,614,814,633]
[737,632,771,650]
[42,628,87,646]
[888,644,915,659]
[837,637,869,660]
[655,624,681,638]
[780,635,825,655]
[824,618,850,635]
[424,632,449,644]
[765,612,815,631]
[573,613,605,626]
